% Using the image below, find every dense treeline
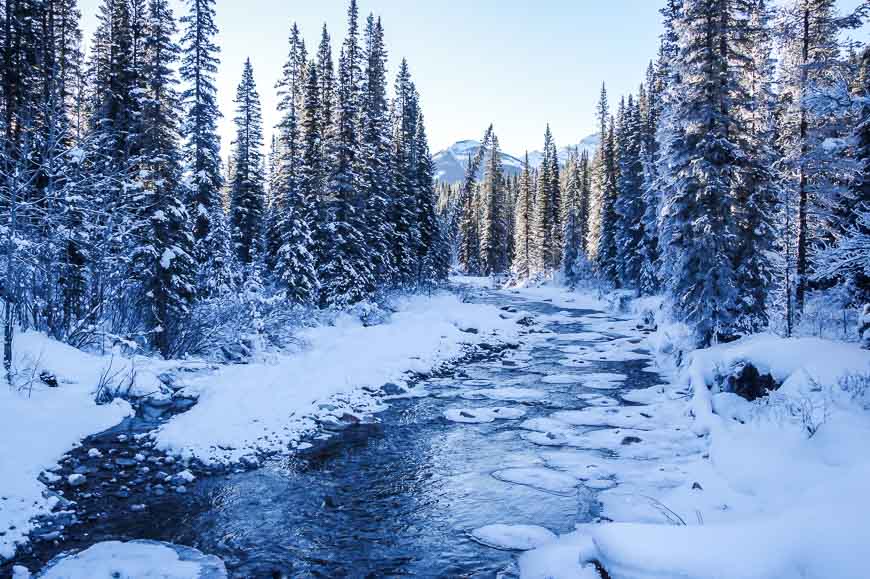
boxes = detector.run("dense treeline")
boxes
[0,0,448,374]
[452,0,869,347]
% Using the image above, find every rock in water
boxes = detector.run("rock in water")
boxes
[67,474,86,487]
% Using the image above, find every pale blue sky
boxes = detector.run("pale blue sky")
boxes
[78,0,867,157]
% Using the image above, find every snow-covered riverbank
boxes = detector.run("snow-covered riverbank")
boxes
[515,285,870,579]
[0,290,519,562]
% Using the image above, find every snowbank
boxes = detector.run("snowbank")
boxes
[685,333,870,432]
[154,292,518,464]
[519,286,870,579]
[0,332,135,559]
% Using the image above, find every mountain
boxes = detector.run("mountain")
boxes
[433,134,600,184]
[526,133,600,169]
[432,140,525,184]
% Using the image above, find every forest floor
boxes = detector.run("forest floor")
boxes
[3,280,870,578]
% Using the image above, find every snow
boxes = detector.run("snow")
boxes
[470,524,557,551]
[491,467,579,496]
[0,332,135,559]
[154,292,518,464]
[37,540,226,578]
[460,386,545,401]
[519,285,870,579]
[444,406,526,423]
[159,248,175,269]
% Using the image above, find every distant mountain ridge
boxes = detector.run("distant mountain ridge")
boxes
[433,134,600,184]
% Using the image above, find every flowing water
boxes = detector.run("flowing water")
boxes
[7,287,662,578]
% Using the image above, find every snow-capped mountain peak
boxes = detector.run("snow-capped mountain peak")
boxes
[433,134,599,183]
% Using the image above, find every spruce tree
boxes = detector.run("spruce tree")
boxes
[321,29,373,306]
[179,0,222,270]
[133,0,195,356]
[273,24,317,304]
[479,133,508,275]
[614,94,645,289]
[360,14,394,284]
[593,85,620,285]
[229,58,265,268]
[414,111,444,285]
[732,0,776,334]
[389,59,420,285]
[545,126,562,268]
[299,60,326,294]
[316,23,335,158]
[562,150,584,284]
[512,153,533,280]
[639,62,663,295]
[658,0,763,345]
[531,127,558,274]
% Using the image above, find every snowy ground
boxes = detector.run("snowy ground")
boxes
[0,291,518,562]
[153,292,518,464]
[511,284,870,579]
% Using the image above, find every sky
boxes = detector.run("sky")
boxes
[78,0,867,158]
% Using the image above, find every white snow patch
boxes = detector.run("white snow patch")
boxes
[470,524,557,551]
[492,467,579,495]
[38,540,225,578]
[444,406,526,424]
[460,387,545,401]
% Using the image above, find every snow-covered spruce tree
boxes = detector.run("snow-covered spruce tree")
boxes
[414,111,446,285]
[531,126,560,275]
[614,94,645,290]
[577,149,592,259]
[504,173,517,266]
[593,85,620,286]
[179,0,222,275]
[479,133,509,276]
[205,203,238,295]
[545,126,562,269]
[659,0,769,345]
[639,61,663,295]
[653,0,686,294]
[320,10,374,308]
[131,0,195,356]
[299,60,327,295]
[263,134,283,268]
[561,150,584,285]
[273,23,317,305]
[316,23,335,162]
[458,155,481,275]
[361,15,394,285]
[731,0,777,335]
[455,125,492,275]
[511,153,533,280]
[776,0,864,318]
[389,59,421,286]
[82,0,150,339]
[229,58,266,269]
